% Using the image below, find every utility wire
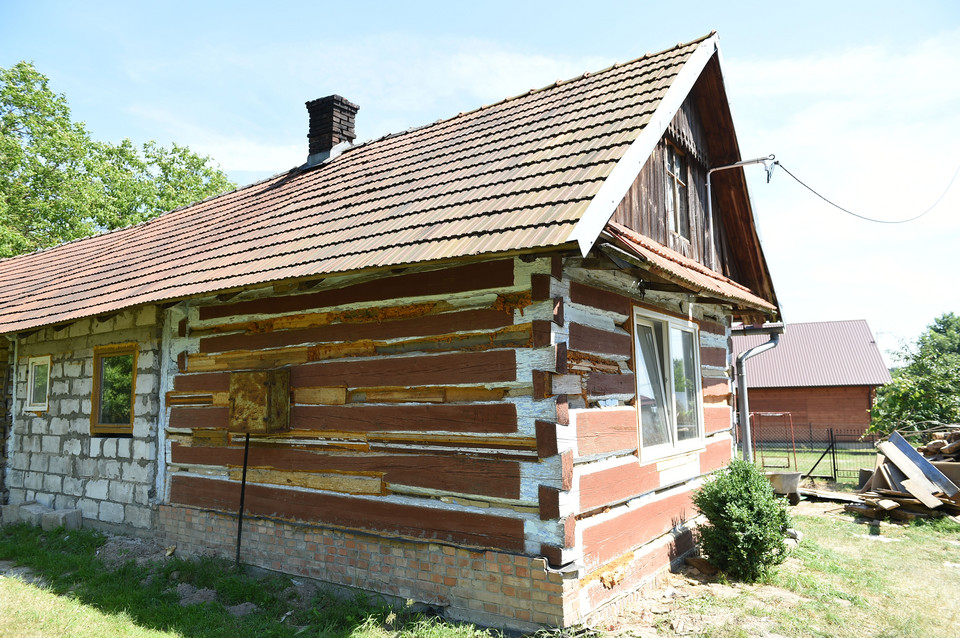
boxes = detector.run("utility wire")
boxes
[774,161,960,224]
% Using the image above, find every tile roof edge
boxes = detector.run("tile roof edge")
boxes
[567,33,720,256]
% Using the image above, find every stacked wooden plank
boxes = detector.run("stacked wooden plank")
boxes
[851,432,960,522]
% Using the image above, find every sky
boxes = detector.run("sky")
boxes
[2,0,959,366]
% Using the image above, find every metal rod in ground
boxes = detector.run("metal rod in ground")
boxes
[805,438,834,480]
[235,432,251,569]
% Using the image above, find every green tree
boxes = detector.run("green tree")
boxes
[870,313,960,434]
[0,61,234,258]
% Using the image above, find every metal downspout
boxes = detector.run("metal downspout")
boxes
[733,324,784,462]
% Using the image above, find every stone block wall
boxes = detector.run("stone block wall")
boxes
[0,339,10,504]
[6,305,162,528]
[157,504,579,631]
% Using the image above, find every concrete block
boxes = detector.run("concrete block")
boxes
[63,361,83,378]
[63,477,85,497]
[41,509,82,531]
[48,455,72,475]
[101,438,117,458]
[100,459,120,479]
[24,472,44,491]
[29,454,48,473]
[85,479,108,500]
[117,438,131,459]
[49,417,69,436]
[76,498,98,520]
[108,480,134,504]
[1,503,22,524]
[62,439,82,456]
[43,474,62,493]
[7,469,24,489]
[99,501,124,524]
[77,458,98,478]
[113,311,134,330]
[137,349,156,369]
[20,502,53,526]
[68,318,91,338]
[89,437,102,457]
[133,440,155,461]
[71,378,92,396]
[51,380,69,395]
[60,398,81,416]
[41,436,60,454]
[136,305,157,327]
[122,462,152,484]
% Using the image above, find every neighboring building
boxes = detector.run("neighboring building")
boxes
[0,34,780,629]
[733,320,891,442]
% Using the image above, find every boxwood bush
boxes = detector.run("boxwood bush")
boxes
[692,460,791,581]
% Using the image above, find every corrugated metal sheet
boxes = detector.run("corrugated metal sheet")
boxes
[732,320,892,388]
[0,35,738,335]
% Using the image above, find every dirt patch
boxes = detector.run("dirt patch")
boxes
[176,582,218,606]
[0,560,48,587]
[604,499,834,637]
[95,534,175,567]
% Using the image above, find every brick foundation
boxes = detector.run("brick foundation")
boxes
[157,504,577,630]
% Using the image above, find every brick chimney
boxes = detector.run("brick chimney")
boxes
[306,95,359,166]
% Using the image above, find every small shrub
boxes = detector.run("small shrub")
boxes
[692,460,791,582]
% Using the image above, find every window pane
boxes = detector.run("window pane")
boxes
[636,323,670,447]
[30,362,49,405]
[99,354,133,424]
[670,327,699,442]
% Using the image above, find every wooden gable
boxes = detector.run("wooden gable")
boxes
[609,54,777,310]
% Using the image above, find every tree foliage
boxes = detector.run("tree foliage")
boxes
[870,313,960,434]
[0,61,234,258]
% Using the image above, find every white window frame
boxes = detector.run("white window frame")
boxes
[665,142,690,239]
[633,307,705,462]
[25,355,51,412]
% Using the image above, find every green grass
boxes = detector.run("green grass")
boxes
[671,504,960,637]
[0,523,502,638]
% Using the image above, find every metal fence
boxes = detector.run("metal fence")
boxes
[740,412,881,484]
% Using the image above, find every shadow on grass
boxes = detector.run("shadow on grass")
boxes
[0,523,487,638]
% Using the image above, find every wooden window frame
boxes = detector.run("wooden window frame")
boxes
[90,342,138,436]
[665,141,691,240]
[25,355,51,412]
[633,307,705,463]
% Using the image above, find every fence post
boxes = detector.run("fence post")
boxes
[829,428,838,482]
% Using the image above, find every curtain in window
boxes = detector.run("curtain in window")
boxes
[635,323,670,447]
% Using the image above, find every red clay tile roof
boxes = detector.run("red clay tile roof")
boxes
[733,320,892,388]
[0,34,740,335]
[603,222,778,313]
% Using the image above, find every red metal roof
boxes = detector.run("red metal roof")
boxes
[732,320,892,388]
[0,33,772,335]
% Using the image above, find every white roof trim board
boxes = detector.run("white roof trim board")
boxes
[569,34,721,256]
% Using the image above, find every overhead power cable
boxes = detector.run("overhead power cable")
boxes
[774,161,960,224]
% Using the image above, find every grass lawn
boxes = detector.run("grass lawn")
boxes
[1,503,958,637]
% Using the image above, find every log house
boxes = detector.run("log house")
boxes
[0,33,779,629]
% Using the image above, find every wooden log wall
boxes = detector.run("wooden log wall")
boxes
[161,257,566,555]
[539,264,734,572]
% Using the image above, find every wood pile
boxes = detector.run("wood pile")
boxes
[916,428,960,461]
[850,432,960,523]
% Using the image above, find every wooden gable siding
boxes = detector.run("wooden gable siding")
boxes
[164,257,565,554]
[551,268,732,573]
[610,93,719,269]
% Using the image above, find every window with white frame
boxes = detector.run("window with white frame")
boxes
[665,142,690,239]
[633,308,704,460]
[26,355,51,412]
